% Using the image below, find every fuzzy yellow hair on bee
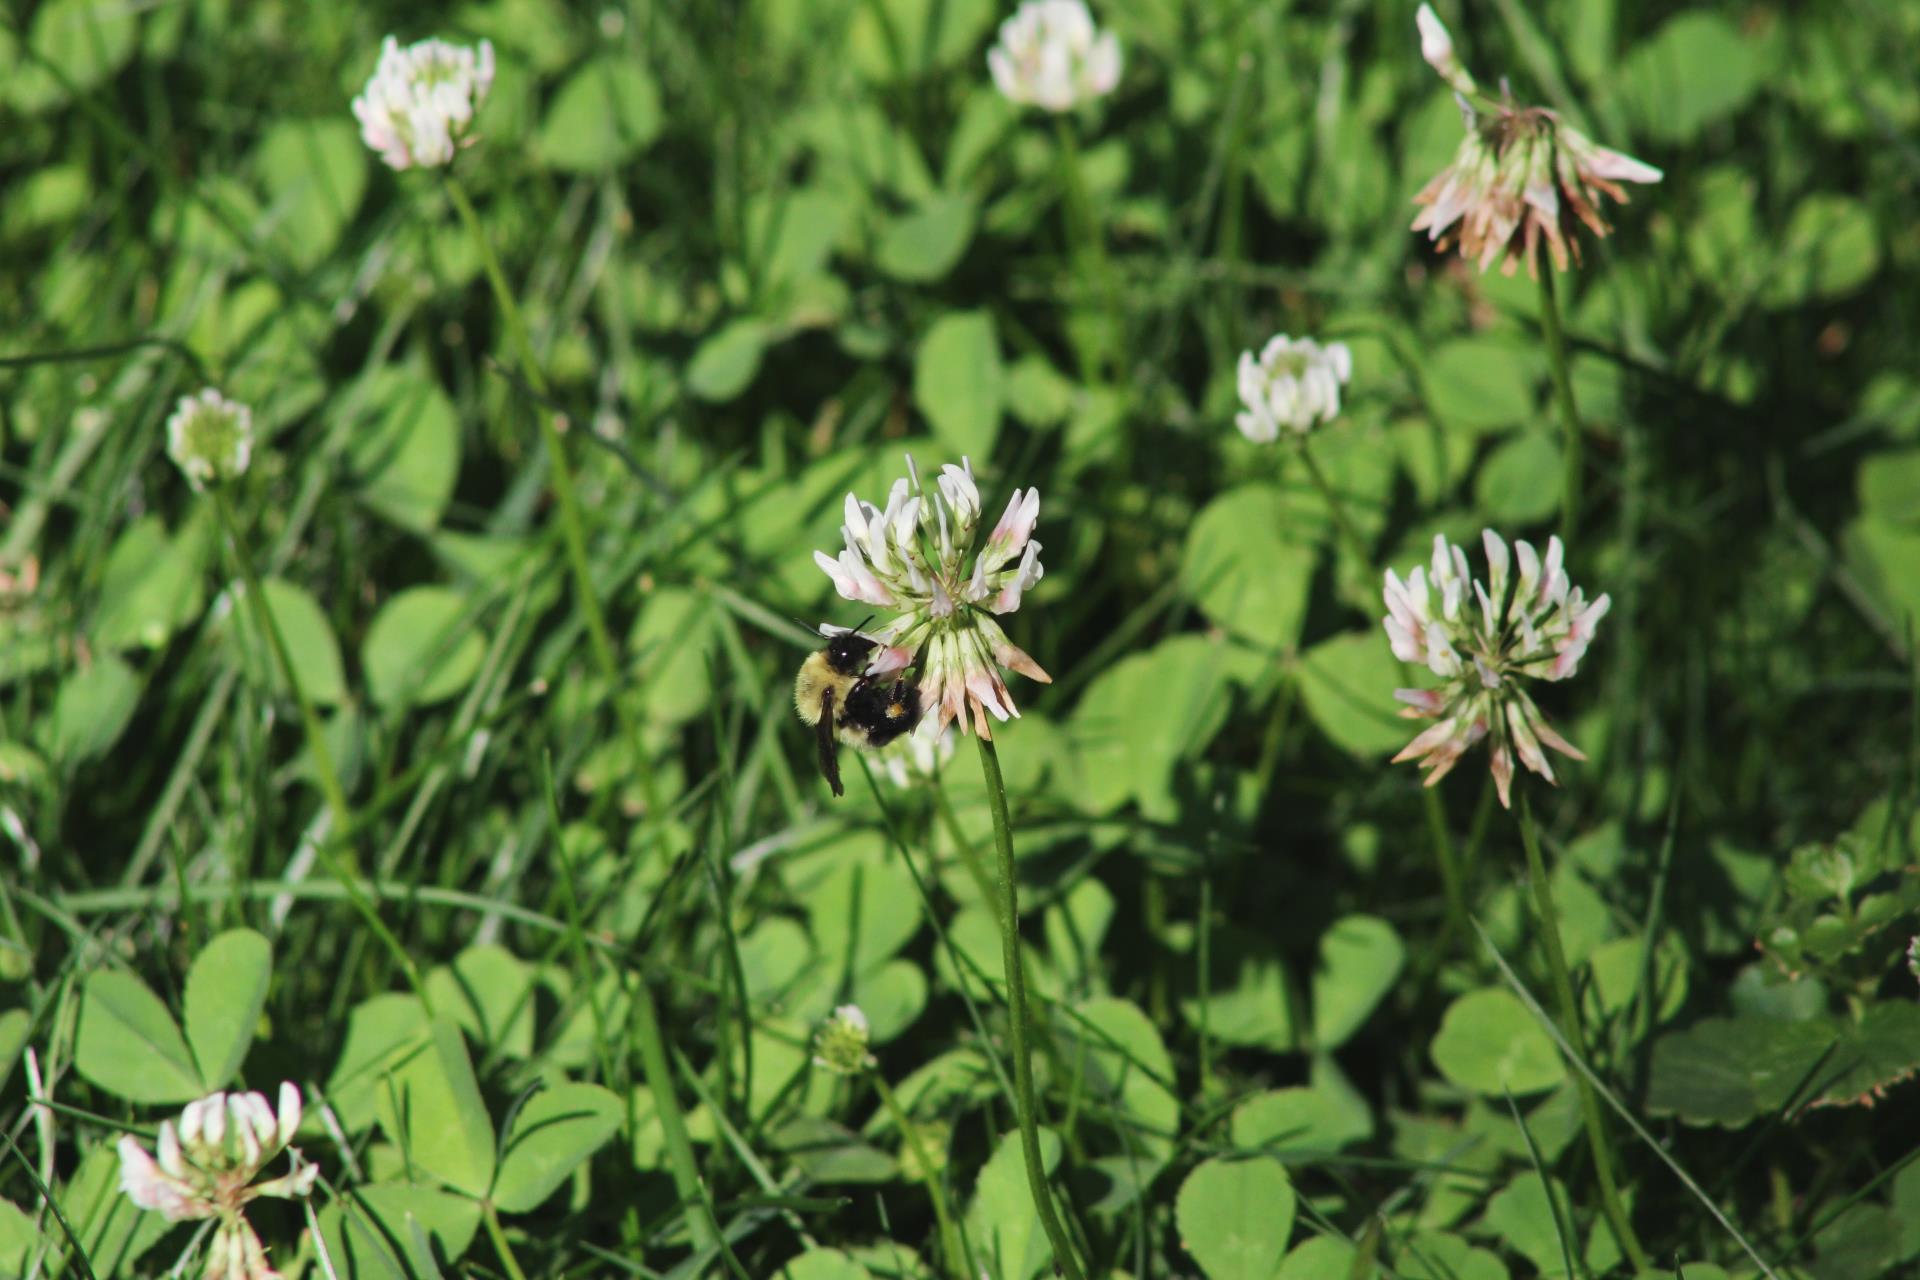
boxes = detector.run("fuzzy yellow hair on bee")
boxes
[794,631,922,796]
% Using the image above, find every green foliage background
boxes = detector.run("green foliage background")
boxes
[1,0,1918,1276]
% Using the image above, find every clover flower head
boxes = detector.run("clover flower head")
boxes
[118,1083,316,1279]
[987,0,1121,113]
[1382,530,1609,808]
[1409,5,1660,277]
[813,1004,874,1075]
[1234,334,1353,442]
[814,455,1052,739]
[352,35,496,170]
[165,389,254,490]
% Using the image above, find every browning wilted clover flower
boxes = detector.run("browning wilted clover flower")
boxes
[118,1084,317,1280]
[813,1005,874,1075]
[1234,334,1354,442]
[987,0,1122,113]
[352,35,496,170]
[165,389,254,490]
[815,456,1051,738]
[1383,530,1609,808]
[1410,4,1661,277]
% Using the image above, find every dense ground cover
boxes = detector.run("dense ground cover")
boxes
[2,0,1919,1277]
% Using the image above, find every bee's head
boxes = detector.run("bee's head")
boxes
[824,630,877,676]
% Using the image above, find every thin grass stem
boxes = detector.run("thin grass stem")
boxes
[1516,791,1648,1272]
[871,1070,971,1279]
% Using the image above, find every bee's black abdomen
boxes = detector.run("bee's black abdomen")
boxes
[843,678,921,747]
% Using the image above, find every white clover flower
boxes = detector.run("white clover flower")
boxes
[352,35,496,171]
[813,1004,874,1075]
[118,1084,316,1280]
[987,0,1121,113]
[1234,334,1353,442]
[880,723,958,788]
[1410,4,1660,277]
[1382,530,1610,808]
[165,389,254,490]
[814,455,1051,739]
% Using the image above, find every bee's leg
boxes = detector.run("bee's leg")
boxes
[816,687,844,797]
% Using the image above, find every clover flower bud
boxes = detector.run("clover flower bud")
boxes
[165,389,254,490]
[813,1005,874,1076]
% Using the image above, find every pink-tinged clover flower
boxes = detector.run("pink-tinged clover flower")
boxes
[987,0,1122,113]
[352,35,495,170]
[1409,4,1661,277]
[1234,334,1353,442]
[1382,530,1609,807]
[118,1084,317,1280]
[814,456,1051,739]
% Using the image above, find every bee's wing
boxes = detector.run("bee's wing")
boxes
[816,686,844,797]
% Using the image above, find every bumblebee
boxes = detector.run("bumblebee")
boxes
[794,631,923,796]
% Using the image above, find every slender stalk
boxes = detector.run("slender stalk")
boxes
[871,1070,970,1279]
[444,174,660,818]
[1295,436,1371,575]
[1051,118,1118,383]
[1537,267,1583,544]
[1423,786,1470,955]
[628,968,725,1260]
[1516,792,1649,1272]
[481,1203,530,1280]
[210,490,431,1011]
[211,490,350,840]
[975,734,1085,1280]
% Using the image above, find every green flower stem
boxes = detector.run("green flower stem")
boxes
[209,489,431,1012]
[1294,436,1371,576]
[1052,118,1118,383]
[445,173,714,1262]
[1537,266,1583,545]
[975,734,1086,1280]
[871,1070,970,1278]
[1516,792,1649,1272]
[482,1202,530,1280]
[443,174,660,818]
[1423,786,1470,955]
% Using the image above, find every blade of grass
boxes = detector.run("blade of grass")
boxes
[1472,918,1784,1280]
